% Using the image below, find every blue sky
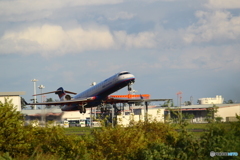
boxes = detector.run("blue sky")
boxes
[1,0,240,105]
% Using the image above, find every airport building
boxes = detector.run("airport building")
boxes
[197,95,224,105]
[168,103,240,123]
[0,91,25,111]
[117,106,165,126]
[1,93,239,126]
[20,105,165,127]
[21,102,240,126]
[167,95,239,123]
[21,108,92,122]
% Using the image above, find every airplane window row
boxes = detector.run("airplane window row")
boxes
[118,72,130,76]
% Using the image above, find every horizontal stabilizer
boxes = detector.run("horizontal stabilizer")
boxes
[33,90,77,96]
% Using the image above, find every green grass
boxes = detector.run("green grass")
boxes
[186,122,232,129]
[185,123,208,129]
[184,122,232,138]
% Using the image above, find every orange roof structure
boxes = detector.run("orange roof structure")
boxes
[109,94,150,99]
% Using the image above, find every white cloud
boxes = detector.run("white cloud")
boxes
[205,0,240,9]
[183,11,240,44]
[156,45,240,71]
[0,24,115,56]
[113,30,157,48]
[0,23,160,57]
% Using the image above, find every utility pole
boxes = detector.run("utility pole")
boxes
[176,91,183,122]
[38,85,45,109]
[90,107,92,128]
[31,79,38,110]
[38,85,45,125]
[89,82,96,128]
[112,105,114,128]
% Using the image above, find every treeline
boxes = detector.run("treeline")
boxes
[0,98,240,160]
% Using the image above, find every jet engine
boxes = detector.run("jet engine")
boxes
[64,94,72,100]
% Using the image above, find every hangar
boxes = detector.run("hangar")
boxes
[0,91,25,111]
[21,108,92,122]
[166,95,240,123]
[167,103,240,123]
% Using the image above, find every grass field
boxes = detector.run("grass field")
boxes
[185,122,232,138]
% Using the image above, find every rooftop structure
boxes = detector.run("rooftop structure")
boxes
[198,95,224,105]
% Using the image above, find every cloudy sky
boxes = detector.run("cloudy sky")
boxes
[1,0,240,105]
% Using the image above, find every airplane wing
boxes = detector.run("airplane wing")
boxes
[27,97,96,106]
[27,97,171,106]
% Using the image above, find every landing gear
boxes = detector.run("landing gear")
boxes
[100,102,108,113]
[79,103,87,114]
[128,82,134,92]
[128,82,134,95]
[80,107,86,113]
[128,85,132,91]
[100,106,107,113]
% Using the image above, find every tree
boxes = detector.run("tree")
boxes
[0,98,30,156]
[224,99,234,104]
[205,104,219,123]
[184,101,191,106]
[46,98,54,102]
[30,98,38,109]
[161,100,174,107]
[45,98,54,108]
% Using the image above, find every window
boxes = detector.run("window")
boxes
[133,109,142,115]
[118,72,130,77]
[125,112,130,115]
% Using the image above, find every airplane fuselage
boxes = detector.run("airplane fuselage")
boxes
[61,71,135,111]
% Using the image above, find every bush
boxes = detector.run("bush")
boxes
[1,98,240,159]
[0,98,31,157]
[87,120,178,160]
[0,98,89,159]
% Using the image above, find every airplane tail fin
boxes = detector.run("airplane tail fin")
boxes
[31,87,77,100]
[55,87,66,99]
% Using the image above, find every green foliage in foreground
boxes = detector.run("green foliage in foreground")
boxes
[1,98,240,160]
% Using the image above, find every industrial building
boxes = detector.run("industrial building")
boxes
[117,106,165,126]
[197,95,224,104]
[21,108,92,122]
[166,95,240,123]
[168,103,240,123]
[0,91,25,111]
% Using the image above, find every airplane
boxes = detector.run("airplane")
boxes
[28,71,170,113]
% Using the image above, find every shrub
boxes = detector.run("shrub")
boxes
[0,98,89,159]
[87,120,178,160]
[1,98,240,159]
[0,98,31,157]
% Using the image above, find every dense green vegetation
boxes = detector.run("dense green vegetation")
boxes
[1,98,240,159]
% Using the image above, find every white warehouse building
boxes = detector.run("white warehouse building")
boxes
[173,95,240,123]
[0,91,25,111]
[198,95,224,104]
